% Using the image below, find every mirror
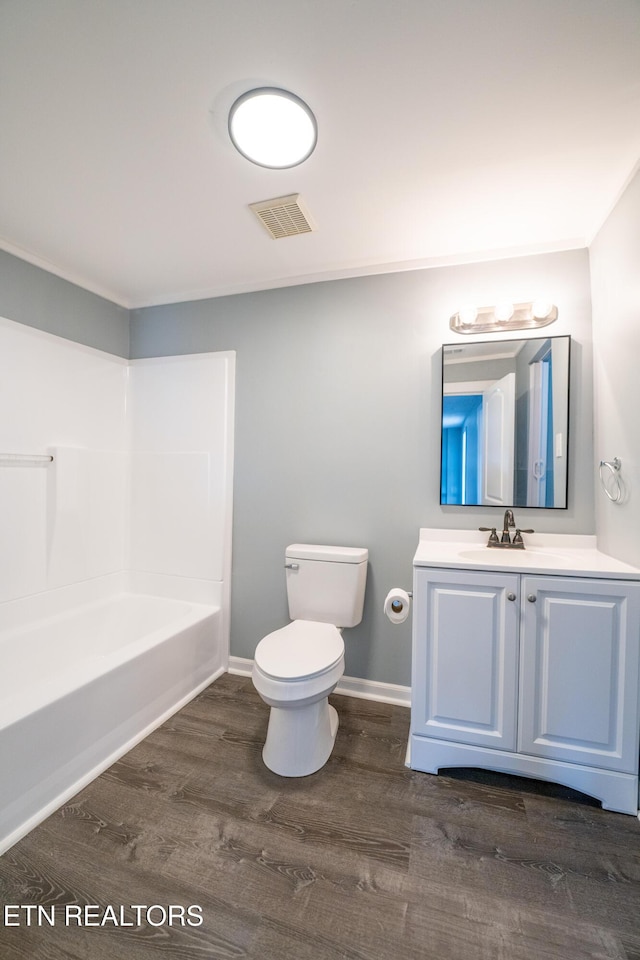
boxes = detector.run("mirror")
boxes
[440,335,571,508]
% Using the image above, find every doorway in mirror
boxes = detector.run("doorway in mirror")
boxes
[440,336,570,508]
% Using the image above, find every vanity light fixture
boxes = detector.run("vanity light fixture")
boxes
[228,87,318,169]
[449,300,558,335]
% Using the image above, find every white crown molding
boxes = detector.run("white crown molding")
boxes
[0,238,131,309]
[1,234,587,313]
[1,235,589,313]
[133,238,586,310]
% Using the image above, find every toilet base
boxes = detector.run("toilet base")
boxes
[262,698,339,777]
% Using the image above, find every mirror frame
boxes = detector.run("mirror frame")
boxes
[440,334,571,509]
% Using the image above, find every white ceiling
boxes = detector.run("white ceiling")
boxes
[1,0,639,309]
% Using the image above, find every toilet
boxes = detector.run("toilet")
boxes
[252,543,368,777]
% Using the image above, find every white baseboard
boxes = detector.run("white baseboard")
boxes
[335,674,410,707]
[228,655,253,676]
[228,656,410,708]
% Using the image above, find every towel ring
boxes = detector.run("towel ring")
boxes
[599,457,623,503]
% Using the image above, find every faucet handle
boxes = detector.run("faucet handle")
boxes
[479,526,499,544]
[512,528,534,546]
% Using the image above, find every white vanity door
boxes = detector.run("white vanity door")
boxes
[412,568,520,750]
[518,576,640,773]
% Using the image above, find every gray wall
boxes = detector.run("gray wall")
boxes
[131,248,594,686]
[590,166,640,567]
[0,250,129,357]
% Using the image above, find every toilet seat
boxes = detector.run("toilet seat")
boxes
[255,620,344,681]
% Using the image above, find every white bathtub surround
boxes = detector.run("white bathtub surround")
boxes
[127,352,235,629]
[0,317,235,608]
[0,317,128,603]
[0,317,235,852]
[48,446,128,588]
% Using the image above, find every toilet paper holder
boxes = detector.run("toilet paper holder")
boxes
[384,587,413,625]
[390,590,412,612]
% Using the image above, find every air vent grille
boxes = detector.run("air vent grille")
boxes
[249,194,316,239]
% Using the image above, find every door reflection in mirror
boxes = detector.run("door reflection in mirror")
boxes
[440,336,570,508]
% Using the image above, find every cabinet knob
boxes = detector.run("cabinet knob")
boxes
[527,594,537,603]
[507,592,516,601]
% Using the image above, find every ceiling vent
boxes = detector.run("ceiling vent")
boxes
[249,194,316,239]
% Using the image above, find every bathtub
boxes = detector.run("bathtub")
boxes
[0,582,224,854]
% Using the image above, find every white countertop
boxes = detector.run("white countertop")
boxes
[413,528,640,580]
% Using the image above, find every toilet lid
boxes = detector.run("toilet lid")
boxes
[255,620,344,681]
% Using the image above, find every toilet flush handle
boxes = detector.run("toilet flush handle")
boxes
[285,562,299,570]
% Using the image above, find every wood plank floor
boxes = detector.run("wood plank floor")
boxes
[1,672,640,959]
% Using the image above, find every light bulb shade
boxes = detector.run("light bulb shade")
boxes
[228,87,317,168]
[532,299,553,320]
[494,301,514,322]
[458,305,478,325]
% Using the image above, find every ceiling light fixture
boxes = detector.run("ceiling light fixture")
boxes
[449,300,558,334]
[228,87,317,169]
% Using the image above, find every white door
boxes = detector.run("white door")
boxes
[527,358,550,506]
[481,372,515,506]
[518,576,640,773]
[412,568,520,750]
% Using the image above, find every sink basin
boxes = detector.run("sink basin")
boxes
[458,548,571,566]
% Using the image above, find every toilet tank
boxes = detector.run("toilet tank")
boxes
[285,544,368,628]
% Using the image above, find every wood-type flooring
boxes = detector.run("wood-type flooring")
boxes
[1,672,639,960]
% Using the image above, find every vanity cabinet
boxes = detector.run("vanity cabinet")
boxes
[410,566,640,814]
